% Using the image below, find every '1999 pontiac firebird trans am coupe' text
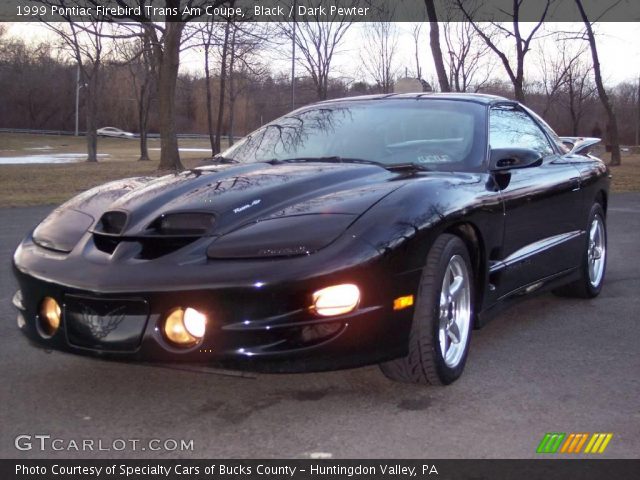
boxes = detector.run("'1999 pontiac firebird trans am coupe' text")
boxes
[12,94,609,385]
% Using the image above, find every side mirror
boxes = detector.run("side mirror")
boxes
[489,147,543,172]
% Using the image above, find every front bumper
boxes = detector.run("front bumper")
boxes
[12,236,419,373]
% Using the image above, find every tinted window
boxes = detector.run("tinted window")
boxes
[522,105,569,153]
[490,107,554,155]
[221,100,487,172]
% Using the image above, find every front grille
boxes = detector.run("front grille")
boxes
[64,295,149,352]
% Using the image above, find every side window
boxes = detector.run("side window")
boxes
[490,107,554,156]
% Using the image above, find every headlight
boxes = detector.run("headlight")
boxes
[163,307,207,347]
[38,297,61,337]
[312,284,360,316]
[33,208,94,253]
[207,214,356,259]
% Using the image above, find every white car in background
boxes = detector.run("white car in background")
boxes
[97,127,135,138]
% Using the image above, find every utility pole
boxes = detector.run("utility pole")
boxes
[291,0,297,110]
[75,64,81,136]
[636,75,640,146]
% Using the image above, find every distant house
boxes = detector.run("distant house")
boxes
[394,78,433,94]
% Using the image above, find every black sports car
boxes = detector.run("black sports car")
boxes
[12,93,609,385]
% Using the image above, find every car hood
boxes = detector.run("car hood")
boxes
[38,162,406,240]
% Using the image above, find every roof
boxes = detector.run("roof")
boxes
[316,92,513,106]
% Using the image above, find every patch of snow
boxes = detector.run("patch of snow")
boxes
[150,148,212,153]
[0,153,110,165]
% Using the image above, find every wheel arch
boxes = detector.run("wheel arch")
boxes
[443,222,487,318]
[595,189,607,215]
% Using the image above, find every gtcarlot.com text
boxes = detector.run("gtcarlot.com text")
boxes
[14,434,194,452]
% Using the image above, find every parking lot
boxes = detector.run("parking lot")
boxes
[1,194,638,459]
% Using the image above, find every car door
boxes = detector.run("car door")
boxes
[489,104,583,297]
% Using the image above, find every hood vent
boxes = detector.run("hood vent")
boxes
[149,212,215,236]
[93,234,198,260]
[96,211,128,235]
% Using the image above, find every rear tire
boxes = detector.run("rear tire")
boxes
[553,203,607,298]
[380,234,474,385]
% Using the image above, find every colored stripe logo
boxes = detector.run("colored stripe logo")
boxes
[537,433,613,454]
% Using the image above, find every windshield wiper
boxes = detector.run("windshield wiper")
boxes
[384,162,432,172]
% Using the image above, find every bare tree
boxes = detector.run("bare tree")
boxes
[411,23,423,80]
[280,1,355,100]
[442,21,492,92]
[425,0,450,92]
[227,23,269,145]
[637,77,640,146]
[115,28,156,161]
[45,19,108,162]
[574,0,621,165]
[43,0,230,170]
[455,0,552,103]
[360,21,399,93]
[562,54,596,136]
[537,37,586,118]
[196,20,225,154]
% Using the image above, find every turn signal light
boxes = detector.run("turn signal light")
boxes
[393,295,414,311]
[163,307,207,347]
[312,284,360,317]
[39,297,61,337]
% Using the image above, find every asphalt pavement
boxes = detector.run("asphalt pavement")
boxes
[1,194,638,459]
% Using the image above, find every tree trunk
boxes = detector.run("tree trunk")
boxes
[138,82,150,162]
[513,75,526,104]
[425,0,450,92]
[575,0,621,165]
[85,71,98,163]
[214,20,231,155]
[227,28,237,147]
[138,34,153,162]
[636,76,640,146]
[157,22,184,171]
[204,42,215,155]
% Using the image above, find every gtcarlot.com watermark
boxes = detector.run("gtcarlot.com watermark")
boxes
[15,434,194,452]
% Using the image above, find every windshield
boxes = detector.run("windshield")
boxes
[220,99,487,172]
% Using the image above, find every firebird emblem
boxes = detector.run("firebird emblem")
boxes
[79,305,126,339]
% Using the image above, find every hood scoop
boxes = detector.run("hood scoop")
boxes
[92,211,217,261]
[95,211,128,235]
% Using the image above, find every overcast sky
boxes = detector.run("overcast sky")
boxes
[6,21,640,87]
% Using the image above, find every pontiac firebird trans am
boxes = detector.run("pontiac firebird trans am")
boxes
[12,94,609,385]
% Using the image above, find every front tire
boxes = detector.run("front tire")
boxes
[380,234,474,385]
[553,203,607,298]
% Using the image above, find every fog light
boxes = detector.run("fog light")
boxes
[163,307,207,347]
[39,297,61,337]
[312,284,360,317]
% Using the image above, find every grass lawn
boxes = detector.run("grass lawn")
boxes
[0,133,639,208]
[0,133,221,207]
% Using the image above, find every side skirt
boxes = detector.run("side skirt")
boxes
[475,266,581,329]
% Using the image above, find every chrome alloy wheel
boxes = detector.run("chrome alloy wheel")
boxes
[588,215,606,287]
[438,255,471,368]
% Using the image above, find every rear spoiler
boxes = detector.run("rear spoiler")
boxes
[559,137,601,155]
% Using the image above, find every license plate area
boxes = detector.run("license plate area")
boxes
[64,295,149,352]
